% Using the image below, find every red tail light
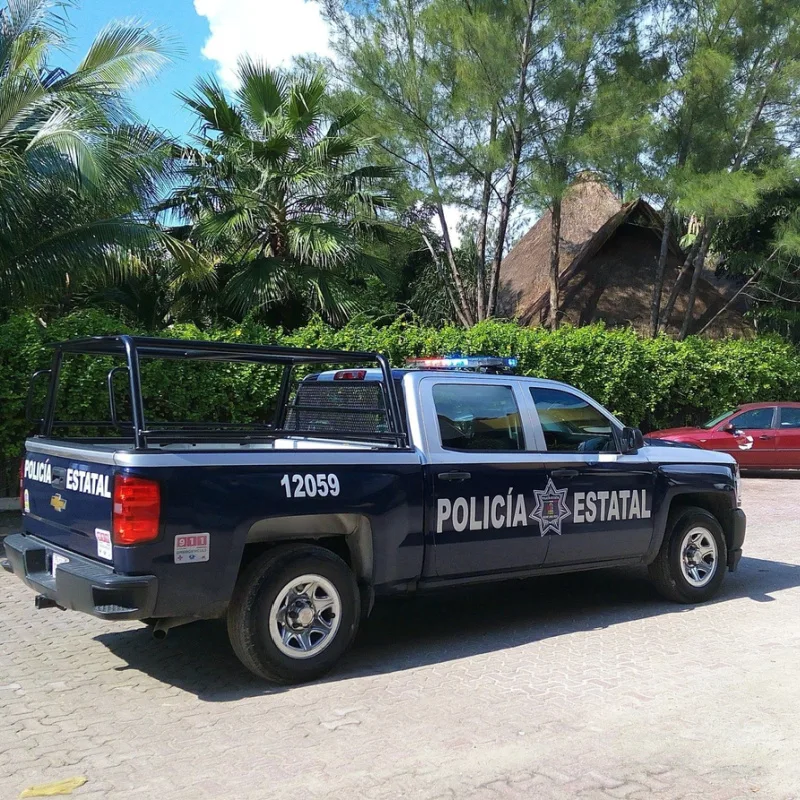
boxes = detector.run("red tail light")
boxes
[112,475,161,545]
[19,458,25,511]
[333,370,367,380]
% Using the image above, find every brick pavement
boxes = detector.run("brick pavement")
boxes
[2,478,800,799]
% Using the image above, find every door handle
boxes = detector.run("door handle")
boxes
[759,434,772,440]
[438,471,472,482]
[551,468,579,479]
[50,466,66,488]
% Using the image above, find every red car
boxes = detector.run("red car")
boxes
[649,402,800,469]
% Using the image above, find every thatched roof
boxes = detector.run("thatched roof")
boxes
[498,175,749,336]
[498,177,626,321]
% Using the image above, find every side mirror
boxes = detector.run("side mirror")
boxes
[722,423,736,433]
[620,426,645,454]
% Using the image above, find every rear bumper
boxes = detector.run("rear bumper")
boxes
[2,533,157,620]
[727,508,746,571]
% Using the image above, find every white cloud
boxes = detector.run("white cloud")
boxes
[194,0,333,89]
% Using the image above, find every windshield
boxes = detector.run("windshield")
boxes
[702,409,737,429]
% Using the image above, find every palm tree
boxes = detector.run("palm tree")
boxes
[165,60,395,323]
[0,0,206,312]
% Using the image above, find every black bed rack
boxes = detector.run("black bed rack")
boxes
[29,335,408,450]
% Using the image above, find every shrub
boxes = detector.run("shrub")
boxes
[2,312,800,466]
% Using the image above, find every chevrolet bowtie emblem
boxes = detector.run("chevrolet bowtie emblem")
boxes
[50,493,67,513]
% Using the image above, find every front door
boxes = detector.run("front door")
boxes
[528,386,657,566]
[715,406,777,468]
[423,378,550,578]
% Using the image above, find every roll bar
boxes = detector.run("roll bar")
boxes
[29,335,407,450]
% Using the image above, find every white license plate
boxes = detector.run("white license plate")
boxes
[51,553,69,577]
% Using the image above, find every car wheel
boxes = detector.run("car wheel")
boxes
[227,544,360,684]
[648,506,727,604]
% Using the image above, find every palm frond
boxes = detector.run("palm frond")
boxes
[177,76,243,137]
[235,57,287,129]
[223,256,293,313]
[286,71,326,135]
[325,103,366,138]
[73,20,175,90]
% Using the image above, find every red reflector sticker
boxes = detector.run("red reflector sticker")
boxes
[174,533,210,564]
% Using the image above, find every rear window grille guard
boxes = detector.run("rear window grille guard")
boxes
[33,335,408,449]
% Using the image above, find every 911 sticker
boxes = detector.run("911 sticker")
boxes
[95,528,112,560]
[174,534,210,564]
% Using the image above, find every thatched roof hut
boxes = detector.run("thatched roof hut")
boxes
[498,176,750,337]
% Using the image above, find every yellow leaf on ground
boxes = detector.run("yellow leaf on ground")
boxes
[19,777,87,797]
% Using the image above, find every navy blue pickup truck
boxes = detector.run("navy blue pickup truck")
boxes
[4,336,745,683]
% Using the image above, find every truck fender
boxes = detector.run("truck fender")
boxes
[644,464,737,565]
[245,513,374,587]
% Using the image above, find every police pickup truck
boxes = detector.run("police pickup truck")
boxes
[4,336,746,684]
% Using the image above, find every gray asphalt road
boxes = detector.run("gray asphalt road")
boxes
[1,477,799,800]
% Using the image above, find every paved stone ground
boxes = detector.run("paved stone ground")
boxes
[2,478,800,800]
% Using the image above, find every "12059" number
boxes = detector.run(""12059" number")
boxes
[280,473,340,498]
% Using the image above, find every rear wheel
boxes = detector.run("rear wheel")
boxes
[227,544,360,683]
[648,506,727,603]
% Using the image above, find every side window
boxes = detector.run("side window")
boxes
[531,387,617,453]
[731,408,775,430]
[432,383,524,452]
[779,408,800,429]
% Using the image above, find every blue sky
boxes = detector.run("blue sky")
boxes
[60,0,333,140]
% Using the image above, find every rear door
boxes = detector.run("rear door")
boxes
[22,446,115,561]
[775,406,800,467]
[528,386,657,566]
[716,407,777,468]
[422,378,550,578]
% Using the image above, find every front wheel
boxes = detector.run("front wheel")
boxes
[227,544,360,683]
[648,506,727,604]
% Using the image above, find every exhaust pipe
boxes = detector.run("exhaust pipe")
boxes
[151,617,197,640]
[35,594,63,610]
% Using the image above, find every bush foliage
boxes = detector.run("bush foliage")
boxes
[3,310,800,463]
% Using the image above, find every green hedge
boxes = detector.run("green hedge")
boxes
[2,309,800,463]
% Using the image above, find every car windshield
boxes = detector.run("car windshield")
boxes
[701,409,737,429]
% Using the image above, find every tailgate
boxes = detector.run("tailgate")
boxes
[22,451,114,562]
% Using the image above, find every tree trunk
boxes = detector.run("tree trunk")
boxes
[650,208,672,337]
[475,106,497,321]
[657,229,704,334]
[485,0,536,319]
[678,224,714,340]
[548,197,562,330]
[424,148,475,326]
[697,261,769,336]
[421,232,472,328]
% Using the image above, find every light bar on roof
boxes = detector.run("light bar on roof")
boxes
[405,356,518,370]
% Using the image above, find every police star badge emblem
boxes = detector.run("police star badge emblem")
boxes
[530,478,571,535]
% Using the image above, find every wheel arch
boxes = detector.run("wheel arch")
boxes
[243,513,374,588]
[654,491,736,562]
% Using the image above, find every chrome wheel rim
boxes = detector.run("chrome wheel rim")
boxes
[268,574,341,659]
[680,527,718,588]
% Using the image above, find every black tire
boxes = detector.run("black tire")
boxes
[648,506,727,604]
[227,544,360,684]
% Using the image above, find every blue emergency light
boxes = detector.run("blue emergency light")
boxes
[405,355,518,372]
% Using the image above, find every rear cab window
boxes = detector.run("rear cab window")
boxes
[530,387,618,453]
[432,383,524,451]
